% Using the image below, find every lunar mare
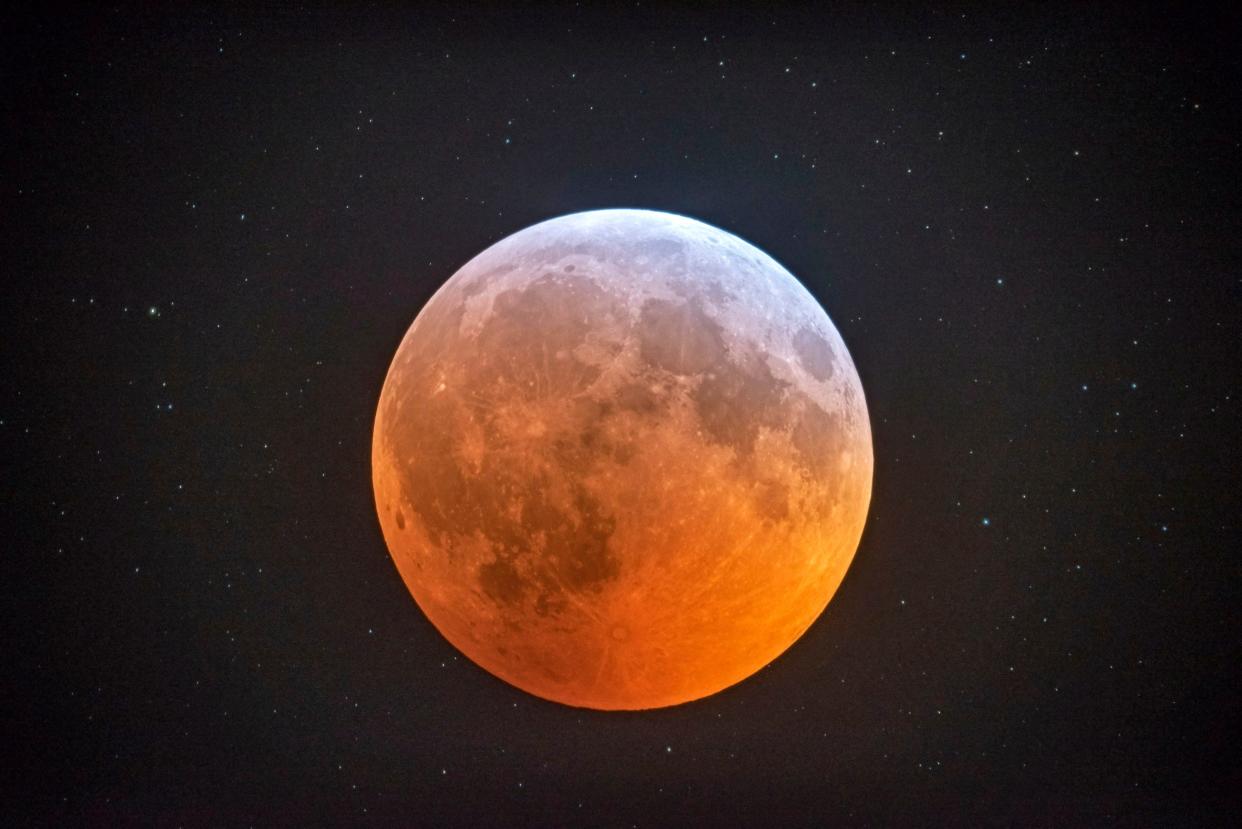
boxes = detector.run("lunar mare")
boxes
[372,209,872,710]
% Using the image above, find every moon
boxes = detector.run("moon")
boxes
[372,209,872,710]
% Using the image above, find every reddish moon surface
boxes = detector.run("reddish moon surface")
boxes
[372,210,872,710]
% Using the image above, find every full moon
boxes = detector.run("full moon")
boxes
[372,209,872,710]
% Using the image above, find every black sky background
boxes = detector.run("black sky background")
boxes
[5,3,1240,825]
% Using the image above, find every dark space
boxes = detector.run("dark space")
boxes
[4,3,1239,825]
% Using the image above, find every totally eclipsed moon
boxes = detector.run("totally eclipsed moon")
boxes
[372,209,873,710]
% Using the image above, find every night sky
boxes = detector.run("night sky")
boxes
[7,3,1239,825]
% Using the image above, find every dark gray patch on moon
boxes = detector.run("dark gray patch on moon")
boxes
[614,381,665,415]
[753,479,790,523]
[790,396,846,481]
[480,558,526,605]
[637,299,725,375]
[692,351,788,458]
[792,326,836,381]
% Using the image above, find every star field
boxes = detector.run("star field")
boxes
[5,3,1239,825]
